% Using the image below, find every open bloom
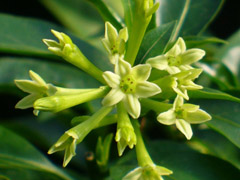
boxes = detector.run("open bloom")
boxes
[123,164,172,180]
[157,95,211,139]
[102,22,128,64]
[146,37,205,74]
[102,58,161,119]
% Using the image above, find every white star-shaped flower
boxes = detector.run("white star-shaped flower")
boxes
[157,95,211,139]
[102,58,161,119]
[147,37,205,74]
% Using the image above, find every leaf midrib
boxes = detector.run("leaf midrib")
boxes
[0,154,71,180]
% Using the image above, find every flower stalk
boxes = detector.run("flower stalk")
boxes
[34,86,110,112]
[124,0,159,65]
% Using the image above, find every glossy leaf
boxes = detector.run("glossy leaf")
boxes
[0,13,111,71]
[184,36,227,48]
[135,21,176,64]
[188,88,240,103]
[40,0,104,39]
[0,125,85,180]
[193,99,240,149]
[87,0,123,31]
[191,129,240,169]
[0,57,100,88]
[110,141,240,180]
[156,0,224,40]
[215,29,240,87]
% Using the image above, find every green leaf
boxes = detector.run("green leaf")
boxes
[156,0,224,40]
[110,141,240,180]
[215,29,240,87]
[87,0,123,31]
[0,125,85,180]
[0,13,111,72]
[40,0,104,39]
[193,99,240,149]
[135,21,176,64]
[0,13,53,57]
[190,129,240,169]
[196,61,235,90]
[184,36,227,48]
[188,88,240,103]
[0,57,100,88]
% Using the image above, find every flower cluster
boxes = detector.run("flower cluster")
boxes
[15,2,211,178]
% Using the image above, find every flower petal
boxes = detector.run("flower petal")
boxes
[102,71,120,88]
[118,27,128,42]
[14,80,47,94]
[157,109,176,125]
[146,55,168,70]
[132,64,151,81]
[185,109,212,124]
[123,94,141,119]
[166,41,182,56]
[123,167,142,180]
[173,86,189,100]
[155,166,173,176]
[115,58,131,77]
[181,81,203,90]
[182,104,199,112]
[135,81,161,98]
[101,38,111,54]
[177,37,186,52]
[173,95,184,109]
[176,119,192,140]
[15,94,40,109]
[166,66,181,74]
[181,48,205,65]
[102,88,124,106]
[105,22,118,45]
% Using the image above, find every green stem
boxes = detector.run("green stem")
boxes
[117,101,131,128]
[34,86,110,112]
[64,45,106,84]
[72,106,114,143]
[132,119,153,167]
[140,98,172,113]
[124,18,148,66]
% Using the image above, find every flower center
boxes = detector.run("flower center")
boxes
[175,107,186,119]
[168,55,182,66]
[110,44,118,54]
[119,75,137,94]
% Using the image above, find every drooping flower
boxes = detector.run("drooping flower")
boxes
[102,22,128,64]
[157,95,211,140]
[123,164,172,180]
[102,58,161,119]
[146,37,205,74]
[48,106,113,167]
[115,102,137,156]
